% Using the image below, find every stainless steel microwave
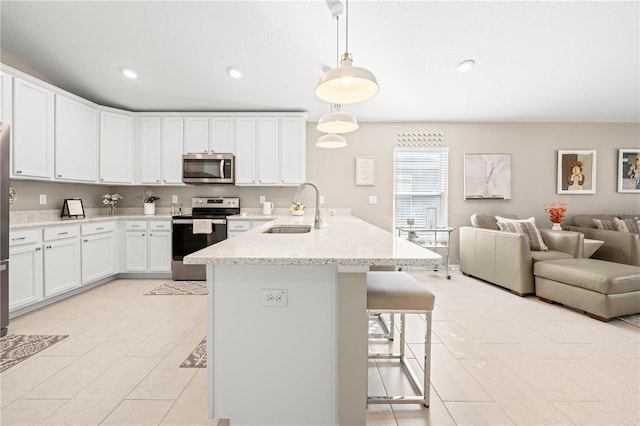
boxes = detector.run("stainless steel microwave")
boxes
[182,154,234,184]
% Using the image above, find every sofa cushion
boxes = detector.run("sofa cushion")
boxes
[496,216,549,251]
[593,218,617,231]
[614,217,639,234]
[534,258,640,295]
[471,213,517,230]
[572,215,613,228]
[530,250,573,262]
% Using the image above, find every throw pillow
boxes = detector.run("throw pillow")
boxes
[593,218,617,231]
[614,217,639,234]
[495,216,549,251]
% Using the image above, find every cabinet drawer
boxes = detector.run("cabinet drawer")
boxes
[9,229,41,246]
[44,225,79,241]
[228,221,250,231]
[126,221,148,231]
[149,221,171,231]
[81,221,115,236]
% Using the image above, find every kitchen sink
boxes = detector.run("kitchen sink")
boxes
[263,225,312,234]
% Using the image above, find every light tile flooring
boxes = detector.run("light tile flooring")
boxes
[1,271,638,425]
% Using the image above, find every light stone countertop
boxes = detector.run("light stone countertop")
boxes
[183,214,442,267]
[9,210,172,229]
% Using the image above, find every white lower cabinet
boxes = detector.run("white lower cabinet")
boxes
[227,218,272,238]
[8,229,43,311]
[81,222,116,284]
[124,220,171,273]
[43,225,80,298]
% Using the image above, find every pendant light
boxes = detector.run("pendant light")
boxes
[316,0,378,104]
[317,104,358,133]
[316,133,347,149]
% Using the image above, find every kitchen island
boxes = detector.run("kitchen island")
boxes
[184,214,441,426]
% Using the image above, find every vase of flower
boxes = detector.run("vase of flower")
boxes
[290,202,305,216]
[102,193,122,216]
[139,192,160,215]
[552,223,562,231]
[544,202,567,230]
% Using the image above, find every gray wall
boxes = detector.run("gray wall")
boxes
[10,122,640,263]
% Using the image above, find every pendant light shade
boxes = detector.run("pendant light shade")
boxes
[316,104,358,133]
[316,133,347,149]
[316,54,378,104]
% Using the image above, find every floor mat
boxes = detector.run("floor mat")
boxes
[144,281,207,295]
[180,337,206,368]
[1,334,68,372]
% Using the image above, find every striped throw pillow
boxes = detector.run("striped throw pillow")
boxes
[496,216,548,251]
[614,217,639,234]
[593,218,618,231]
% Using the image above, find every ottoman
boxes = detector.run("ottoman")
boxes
[534,258,640,321]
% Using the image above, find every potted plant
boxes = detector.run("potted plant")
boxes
[290,202,305,216]
[139,192,160,215]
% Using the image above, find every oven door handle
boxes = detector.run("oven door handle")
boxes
[172,219,227,225]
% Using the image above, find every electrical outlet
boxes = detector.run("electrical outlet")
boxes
[39,194,47,205]
[319,195,325,204]
[260,289,288,307]
[260,195,266,204]
[369,195,378,205]
[172,195,178,203]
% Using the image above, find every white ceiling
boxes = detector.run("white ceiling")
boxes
[1,1,638,123]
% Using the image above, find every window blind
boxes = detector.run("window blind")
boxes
[393,148,449,231]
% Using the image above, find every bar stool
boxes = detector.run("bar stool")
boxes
[366,271,435,407]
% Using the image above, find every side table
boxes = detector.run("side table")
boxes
[582,238,604,258]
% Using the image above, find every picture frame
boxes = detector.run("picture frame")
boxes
[557,150,596,194]
[355,156,375,186]
[617,148,640,193]
[61,198,85,218]
[463,153,511,200]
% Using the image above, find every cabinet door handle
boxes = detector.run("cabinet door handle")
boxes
[57,232,68,235]
[57,174,62,178]
[156,179,160,183]
[96,227,104,230]
[142,233,146,236]
[132,225,140,228]
[84,239,88,243]
[16,170,22,174]
[11,237,26,241]
[46,245,52,249]
[35,247,42,251]
[150,233,153,236]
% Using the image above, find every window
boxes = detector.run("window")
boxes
[393,148,449,232]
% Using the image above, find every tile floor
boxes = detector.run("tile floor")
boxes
[1,271,638,425]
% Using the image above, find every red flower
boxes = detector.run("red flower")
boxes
[544,202,567,224]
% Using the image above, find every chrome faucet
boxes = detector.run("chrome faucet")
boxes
[292,182,323,229]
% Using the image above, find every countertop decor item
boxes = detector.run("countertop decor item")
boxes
[290,202,305,216]
[139,192,160,215]
[545,202,567,230]
[102,193,122,216]
[8,187,17,204]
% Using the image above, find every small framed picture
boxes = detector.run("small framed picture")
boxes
[355,156,375,186]
[617,149,640,193]
[557,150,596,194]
[61,198,85,218]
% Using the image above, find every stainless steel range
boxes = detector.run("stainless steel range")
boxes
[172,197,240,281]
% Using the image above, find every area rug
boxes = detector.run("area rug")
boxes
[144,281,207,296]
[618,313,640,328]
[180,337,206,368]
[0,334,68,372]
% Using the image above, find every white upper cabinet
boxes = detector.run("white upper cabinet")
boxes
[55,95,99,182]
[184,117,209,154]
[235,115,306,186]
[138,116,184,185]
[279,117,306,185]
[162,117,184,184]
[12,77,55,179]
[0,72,12,126]
[234,117,256,184]
[139,117,163,184]
[211,117,234,153]
[100,110,133,184]
[184,116,235,154]
[256,117,279,185]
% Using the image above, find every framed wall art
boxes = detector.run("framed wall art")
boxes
[618,148,640,193]
[557,150,596,194]
[355,156,375,186]
[464,153,511,200]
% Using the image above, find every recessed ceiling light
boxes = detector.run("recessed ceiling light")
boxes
[121,68,138,79]
[456,59,475,73]
[227,67,243,79]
